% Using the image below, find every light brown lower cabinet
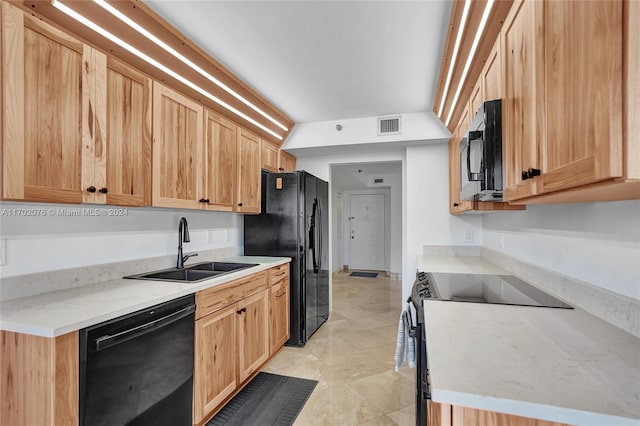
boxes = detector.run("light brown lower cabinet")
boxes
[428,402,569,426]
[0,331,79,426]
[269,276,290,354]
[193,264,289,426]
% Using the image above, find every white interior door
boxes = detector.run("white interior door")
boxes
[349,193,385,270]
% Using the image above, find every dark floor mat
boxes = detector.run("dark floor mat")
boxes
[349,271,379,278]
[207,372,318,426]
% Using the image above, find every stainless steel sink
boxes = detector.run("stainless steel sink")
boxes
[125,262,258,283]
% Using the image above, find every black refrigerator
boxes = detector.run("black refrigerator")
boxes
[244,170,329,346]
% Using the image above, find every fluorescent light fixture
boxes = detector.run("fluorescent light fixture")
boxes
[52,0,284,140]
[445,0,495,127]
[93,0,288,132]
[437,0,471,118]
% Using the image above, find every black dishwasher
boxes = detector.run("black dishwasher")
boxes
[79,295,196,426]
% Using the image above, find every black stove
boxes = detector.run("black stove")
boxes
[415,272,572,310]
[410,271,572,426]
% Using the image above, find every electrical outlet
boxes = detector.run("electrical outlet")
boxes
[208,230,214,244]
[0,239,6,266]
[500,232,505,248]
[464,230,473,243]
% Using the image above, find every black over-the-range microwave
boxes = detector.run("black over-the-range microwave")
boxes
[460,99,505,202]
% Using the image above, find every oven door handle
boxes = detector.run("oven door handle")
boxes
[94,304,196,352]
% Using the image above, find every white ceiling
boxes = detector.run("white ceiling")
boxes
[145,1,452,124]
[332,161,401,190]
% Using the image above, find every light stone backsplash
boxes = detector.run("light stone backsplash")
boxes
[422,245,481,257]
[421,245,639,338]
[481,247,640,338]
[0,247,236,302]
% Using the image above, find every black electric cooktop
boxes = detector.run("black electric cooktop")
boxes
[415,272,573,309]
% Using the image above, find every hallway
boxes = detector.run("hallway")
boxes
[263,272,416,425]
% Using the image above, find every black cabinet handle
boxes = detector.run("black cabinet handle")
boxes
[236,307,247,315]
[98,187,108,194]
[238,202,243,207]
[522,170,530,181]
[199,198,210,203]
[453,203,459,207]
[278,167,284,171]
[528,168,541,177]
[86,186,97,193]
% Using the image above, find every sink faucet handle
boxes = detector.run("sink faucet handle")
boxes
[182,253,199,265]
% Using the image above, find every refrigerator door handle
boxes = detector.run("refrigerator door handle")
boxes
[317,199,322,271]
[310,198,319,274]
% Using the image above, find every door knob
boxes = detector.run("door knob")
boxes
[86,186,96,193]
[98,187,108,194]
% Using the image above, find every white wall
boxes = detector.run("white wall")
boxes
[0,202,242,278]
[331,190,344,272]
[297,149,405,276]
[483,201,640,301]
[403,143,484,301]
[285,111,450,151]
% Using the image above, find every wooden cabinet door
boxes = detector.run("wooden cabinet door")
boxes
[103,57,152,206]
[269,278,290,355]
[449,104,472,214]
[152,83,204,209]
[237,289,269,382]
[469,75,483,118]
[204,109,236,211]
[501,0,544,201]
[278,150,296,172]
[236,128,261,214]
[193,304,238,424]
[261,140,279,173]
[451,405,567,426]
[482,36,502,102]
[428,402,452,426]
[2,4,87,203]
[540,0,623,194]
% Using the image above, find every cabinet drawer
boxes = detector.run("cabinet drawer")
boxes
[196,271,267,319]
[270,278,288,297]
[269,264,290,286]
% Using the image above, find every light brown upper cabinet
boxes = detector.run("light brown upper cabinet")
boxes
[236,128,262,214]
[152,82,204,209]
[261,140,279,173]
[103,57,152,207]
[449,104,473,215]
[1,4,152,207]
[203,110,237,211]
[2,4,87,204]
[504,0,637,204]
[502,0,544,202]
[469,75,483,119]
[278,150,297,173]
[482,36,502,102]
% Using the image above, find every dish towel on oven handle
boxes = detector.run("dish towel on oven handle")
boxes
[394,302,416,371]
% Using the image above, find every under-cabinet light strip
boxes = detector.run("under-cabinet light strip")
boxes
[437,0,471,118]
[52,0,284,140]
[445,0,495,127]
[93,0,289,132]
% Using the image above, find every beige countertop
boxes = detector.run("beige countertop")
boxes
[0,256,289,337]
[418,251,640,425]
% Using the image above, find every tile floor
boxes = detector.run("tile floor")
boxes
[263,271,416,426]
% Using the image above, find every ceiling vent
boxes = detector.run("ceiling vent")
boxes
[377,116,401,136]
